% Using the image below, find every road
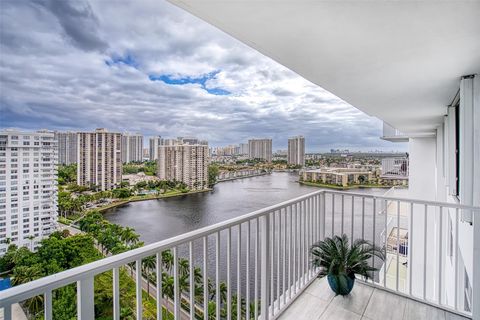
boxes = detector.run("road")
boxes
[58,223,202,319]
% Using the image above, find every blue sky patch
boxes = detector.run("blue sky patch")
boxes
[149,70,231,96]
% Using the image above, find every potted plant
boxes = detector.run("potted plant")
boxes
[310,234,384,295]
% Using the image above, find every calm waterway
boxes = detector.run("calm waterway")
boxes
[104,172,386,244]
[104,172,388,300]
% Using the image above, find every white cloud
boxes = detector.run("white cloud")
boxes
[0,0,405,152]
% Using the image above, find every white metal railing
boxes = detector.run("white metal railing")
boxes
[381,157,409,178]
[0,190,478,320]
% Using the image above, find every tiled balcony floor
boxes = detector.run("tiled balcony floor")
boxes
[279,278,469,320]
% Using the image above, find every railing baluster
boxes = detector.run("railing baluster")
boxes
[270,211,275,311]
[246,221,251,320]
[409,203,413,296]
[44,290,52,320]
[216,232,220,320]
[77,276,95,320]
[372,198,376,283]
[288,204,293,300]
[341,194,345,235]
[113,267,120,320]
[294,202,298,294]
[260,214,271,320]
[396,200,400,292]
[173,248,180,320]
[454,208,459,311]
[310,197,313,273]
[156,252,163,320]
[282,208,287,306]
[189,241,194,320]
[384,199,388,288]
[276,211,281,312]
[362,196,365,241]
[332,194,335,237]
[135,260,142,320]
[301,201,305,286]
[3,305,12,320]
[351,196,355,246]
[255,218,259,320]
[203,237,208,320]
[423,204,428,300]
[227,228,232,320]
[237,225,242,319]
[438,206,443,305]
[321,193,326,241]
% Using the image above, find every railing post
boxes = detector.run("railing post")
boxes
[260,214,271,320]
[44,290,53,320]
[113,267,120,320]
[3,304,12,320]
[77,277,94,320]
[319,192,325,241]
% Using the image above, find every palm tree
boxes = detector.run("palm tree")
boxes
[12,265,44,315]
[27,235,35,251]
[142,256,156,296]
[120,227,139,246]
[193,267,203,284]
[162,273,175,299]
[178,258,190,277]
[161,250,174,271]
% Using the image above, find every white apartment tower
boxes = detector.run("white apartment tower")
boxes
[121,133,143,163]
[157,144,208,190]
[149,136,163,161]
[77,129,122,191]
[0,130,58,255]
[248,138,272,162]
[55,131,78,165]
[239,143,249,155]
[287,136,305,166]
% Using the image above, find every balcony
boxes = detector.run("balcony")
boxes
[0,190,478,320]
[279,278,468,320]
[381,158,409,180]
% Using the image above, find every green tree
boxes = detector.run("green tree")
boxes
[112,188,132,199]
[142,256,156,296]
[208,164,219,188]
[58,164,77,185]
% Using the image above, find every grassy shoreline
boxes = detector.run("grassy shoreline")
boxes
[299,181,394,190]
[95,188,212,212]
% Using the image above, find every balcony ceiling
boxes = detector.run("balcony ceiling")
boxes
[167,0,480,134]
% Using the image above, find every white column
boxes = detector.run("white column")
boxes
[408,137,437,300]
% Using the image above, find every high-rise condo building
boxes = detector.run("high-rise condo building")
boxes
[239,143,249,155]
[121,133,143,163]
[248,138,272,162]
[77,129,122,191]
[55,131,78,165]
[288,136,305,166]
[157,144,209,190]
[0,130,58,255]
[149,136,163,161]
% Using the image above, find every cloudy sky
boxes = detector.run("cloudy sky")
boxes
[0,0,405,152]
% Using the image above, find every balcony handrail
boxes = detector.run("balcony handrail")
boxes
[0,189,324,306]
[324,189,479,211]
[1,189,479,318]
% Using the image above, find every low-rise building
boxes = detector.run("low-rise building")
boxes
[302,167,374,187]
